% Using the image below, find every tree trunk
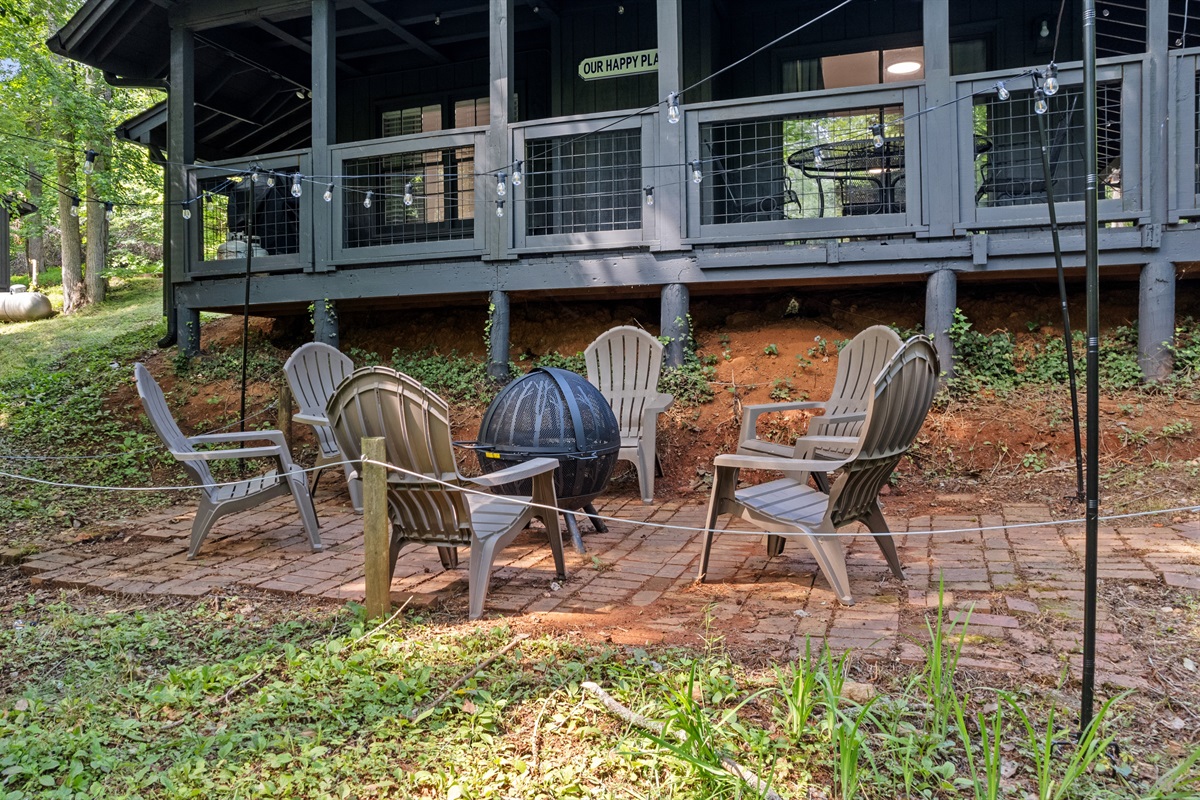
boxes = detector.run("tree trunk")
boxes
[56,132,85,311]
[25,166,43,287]
[85,92,111,305]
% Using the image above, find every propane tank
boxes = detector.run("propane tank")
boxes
[215,232,269,260]
[0,285,54,322]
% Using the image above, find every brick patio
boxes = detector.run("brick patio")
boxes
[18,488,1200,689]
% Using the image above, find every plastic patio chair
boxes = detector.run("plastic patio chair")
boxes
[738,325,902,491]
[698,336,938,604]
[584,326,674,504]
[283,342,361,511]
[134,363,322,559]
[326,366,566,620]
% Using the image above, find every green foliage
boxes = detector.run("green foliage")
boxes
[659,351,716,407]
[530,350,587,375]
[389,348,500,405]
[762,343,779,356]
[946,308,1017,396]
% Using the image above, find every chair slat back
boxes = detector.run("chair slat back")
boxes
[284,342,354,455]
[584,326,664,436]
[327,366,471,544]
[810,325,902,439]
[827,336,938,528]
[134,363,216,493]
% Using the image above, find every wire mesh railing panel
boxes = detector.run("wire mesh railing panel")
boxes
[198,174,301,261]
[973,83,1122,208]
[701,107,905,224]
[524,129,642,236]
[342,146,475,249]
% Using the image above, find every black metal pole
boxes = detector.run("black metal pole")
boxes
[240,179,254,436]
[1081,0,1100,733]
[1035,109,1085,502]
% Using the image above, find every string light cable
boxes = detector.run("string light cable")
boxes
[2,455,1195,542]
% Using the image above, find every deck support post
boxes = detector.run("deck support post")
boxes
[485,0,515,261]
[925,269,956,381]
[311,0,337,272]
[1138,260,1175,382]
[487,290,512,382]
[660,283,690,368]
[654,0,685,251]
[177,305,201,357]
[0,212,10,291]
[313,298,339,348]
[167,25,194,341]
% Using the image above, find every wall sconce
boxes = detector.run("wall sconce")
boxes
[1033,17,1053,54]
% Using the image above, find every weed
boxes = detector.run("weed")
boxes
[770,378,794,401]
[1021,452,1048,472]
[763,343,779,356]
[1161,419,1194,439]
[809,337,831,359]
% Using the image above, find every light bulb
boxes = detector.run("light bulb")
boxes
[291,174,303,198]
[666,91,681,124]
[813,147,825,168]
[691,160,703,184]
[266,174,276,188]
[872,125,884,149]
[323,184,334,202]
[1034,89,1048,115]
[296,89,306,100]
[1043,63,1059,96]
[363,190,373,209]
[512,161,523,186]
[181,205,192,220]
[496,200,505,217]
[70,197,80,217]
[434,13,441,25]
[996,81,1010,101]
[644,187,654,207]
[496,172,507,197]
[104,201,114,221]
[83,149,97,175]
[403,182,414,206]
[251,168,259,183]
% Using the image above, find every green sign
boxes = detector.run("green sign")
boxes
[578,49,659,81]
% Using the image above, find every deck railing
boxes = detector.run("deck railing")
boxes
[1170,48,1200,219]
[510,111,654,251]
[330,128,486,263]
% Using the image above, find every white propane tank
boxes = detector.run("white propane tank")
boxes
[215,233,269,260]
[0,285,54,322]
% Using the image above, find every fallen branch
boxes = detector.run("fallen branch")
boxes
[408,633,530,722]
[350,595,412,647]
[581,681,784,800]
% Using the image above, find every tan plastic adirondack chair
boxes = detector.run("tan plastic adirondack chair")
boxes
[326,366,566,620]
[737,324,902,491]
[283,342,362,511]
[698,336,938,604]
[134,363,322,560]
[584,326,674,504]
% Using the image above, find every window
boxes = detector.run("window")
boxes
[783,47,925,93]
[381,104,441,138]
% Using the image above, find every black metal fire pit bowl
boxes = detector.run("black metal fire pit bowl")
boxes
[470,367,620,553]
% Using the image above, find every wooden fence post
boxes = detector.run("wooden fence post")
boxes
[362,436,390,619]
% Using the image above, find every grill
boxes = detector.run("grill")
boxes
[473,367,620,553]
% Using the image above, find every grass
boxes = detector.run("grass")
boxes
[1,591,1197,799]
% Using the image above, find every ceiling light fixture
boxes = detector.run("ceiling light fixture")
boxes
[886,61,922,76]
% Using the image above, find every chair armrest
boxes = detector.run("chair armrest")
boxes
[188,430,289,449]
[645,392,674,412]
[713,452,853,473]
[739,400,828,445]
[292,412,329,427]
[176,445,285,462]
[468,457,559,488]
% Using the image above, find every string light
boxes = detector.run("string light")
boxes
[667,92,681,124]
[266,173,276,188]
[323,183,334,202]
[250,167,260,184]
[691,160,703,184]
[871,125,885,149]
[104,201,114,221]
[1043,63,1060,96]
[644,186,654,206]
[813,147,825,168]
[496,172,507,197]
[291,173,303,198]
[403,182,414,206]
[363,190,373,209]
[82,149,98,175]
[70,197,80,217]
[511,161,523,186]
[181,202,192,220]
[1034,88,1049,115]
[996,81,1010,101]
[496,199,505,217]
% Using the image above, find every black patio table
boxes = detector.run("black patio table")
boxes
[787,136,906,217]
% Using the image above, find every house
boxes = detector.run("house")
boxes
[48,0,1192,380]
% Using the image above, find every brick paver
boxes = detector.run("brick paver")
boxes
[16,489,1200,689]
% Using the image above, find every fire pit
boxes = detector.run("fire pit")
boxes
[471,367,620,553]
